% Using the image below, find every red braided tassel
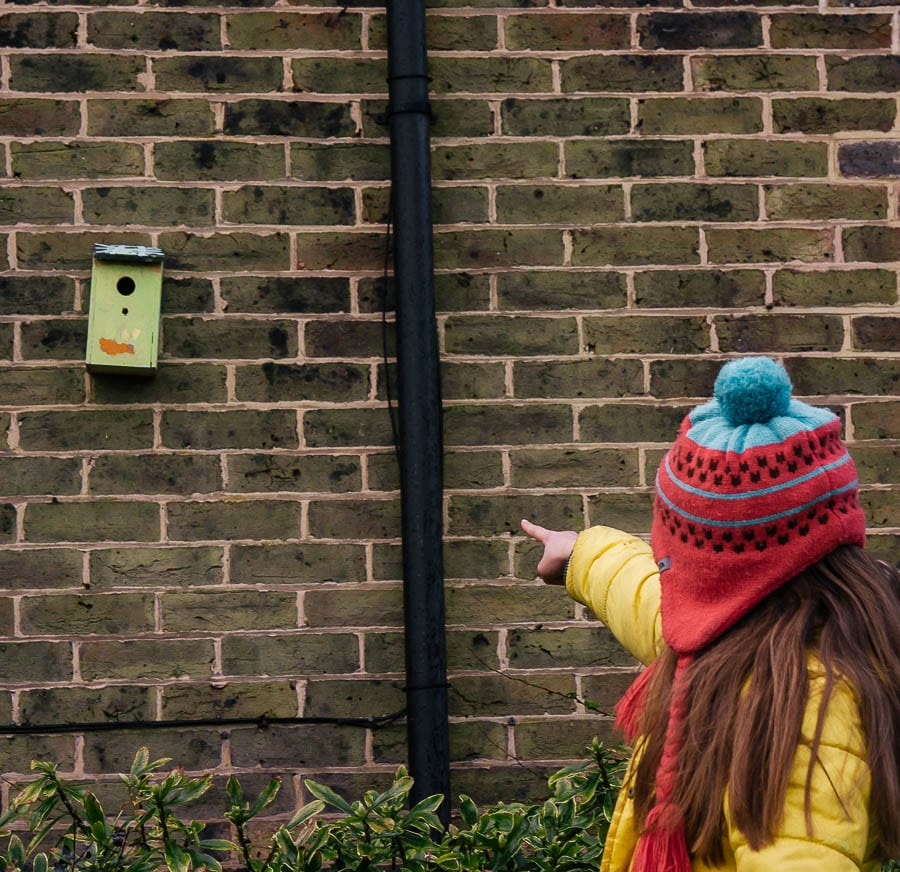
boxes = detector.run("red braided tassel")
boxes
[631,810,691,872]
[613,661,658,742]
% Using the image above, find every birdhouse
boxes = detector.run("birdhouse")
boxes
[86,244,164,376]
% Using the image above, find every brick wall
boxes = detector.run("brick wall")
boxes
[0,0,897,823]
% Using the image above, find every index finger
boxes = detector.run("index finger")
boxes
[520,519,553,543]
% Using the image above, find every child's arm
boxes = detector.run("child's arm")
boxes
[522,521,663,666]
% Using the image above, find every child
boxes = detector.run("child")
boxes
[522,357,899,872]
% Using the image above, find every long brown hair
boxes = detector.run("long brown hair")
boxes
[631,545,900,865]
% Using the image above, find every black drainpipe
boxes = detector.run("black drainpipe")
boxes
[386,0,451,823]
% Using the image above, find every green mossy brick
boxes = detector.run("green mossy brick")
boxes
[509,447,640,488]
[773,269,896,306]
[852,316,899,352]
[154,142,284,182]
[228,453,361,494]
[443,537,509,577]
[362,185,490,225]
[581,672,643,712]
[496,184,624,224]
[0,505,15,544]
[773,98,895,134]
[366,452,400,491]
[572,227,700,266]
[80,639,216,681]
[826,56,900,93]
[90,364,228,404]
[786,357,900,397]
[586,491,654,532]
[560,55,683,93]
[859,489,898,529]
[292,57,387,94]
[227,11,360,49]
[90,546,224,587]
[88,99,216,137]
[308,497,400,539]
[368,12,497,50]
[162,681,296,720]
[162,590,298,632]
[851,444,899,485]
[89,454,221,496]
[291,143,390,182]
[222,633,358,676]
[707,227,834,264]
[235,362,369,403]
[0,457,80,497]
[508,626,633,668]
[432,142,558,181]
[0,641,72,682]
[692,55,818,92]
[765,184,886,220]
[448,583,576,625]
[865,533,898,567]
[20,592,155,634]
[423,0,548,6]
[704,140,828,177]
[25,501,160,543]
[221,276,350,313]
[160,231,291,271]
[305,319,388,358]
[304,587,403,627]
[20,319,86,360]
[451,766,554,807]
[18,231,147,270]
[843,226,900,263]
[444,315,578,355]
[717,314,844,352]
[769,13,891,49]
[163,316,298,360]
[0,97,81,136]
[374,719,508,765]
[0,186,75,224]
[497,271,627,310]
[853,402,899,440]
[161,409,298,450]
[0,277,75,315]
[18,409,153,450]
[304,408,396,448]
[0,549,82,590]
[0,735,74,774]
[448,493,582,537]
[294,232,386,270]
[435,229,564,269]
[449,673,576,716]
[502,97,629,137]
[82,186,215,226]
[639,12,762,49]
[631,183,757,222]
[579,403,687,443]
[650,358,722,399]
[230,724,366,768]
[439,361,507,400]
[839,141,900,179]
[0,12,77,47]
[82,729,221,775]
[584,315,709,354]
[19,686,154,726]
[443,404,572,446]
[566,140,694,179]
[638,97,763,134]
[515,717,619,759]
[366,629,499,674]
[154,56,282,92]
[12,142,144,180]
[514,358,644,399]
[225,100,356,137]
[505,13,629,50]
[223,185,354,225]
[10,54,144,91]
[167,499,302,542]
[429,57,552,93]
[361,98,493,139]
[232,543,366,584]
[0,368,84,404]
[358,273,492,314]
[87,11,222,50]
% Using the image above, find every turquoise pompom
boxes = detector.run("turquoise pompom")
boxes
[714,357,792,426]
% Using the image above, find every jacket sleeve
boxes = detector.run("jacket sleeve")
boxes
[726,673,873,872]
[565,525,663,666]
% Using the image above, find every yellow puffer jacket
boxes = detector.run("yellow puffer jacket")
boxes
[566,525,880,872]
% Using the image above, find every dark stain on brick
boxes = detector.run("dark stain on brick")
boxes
[192,142,217,170]
[268,327,290,358]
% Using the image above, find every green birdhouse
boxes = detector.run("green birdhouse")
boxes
[86,244,164,376]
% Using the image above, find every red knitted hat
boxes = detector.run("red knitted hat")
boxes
[651,356,865,656]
